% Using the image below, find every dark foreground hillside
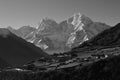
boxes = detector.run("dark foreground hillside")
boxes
[0,54,120,80]
[0,57,10,69]
[0,28,51,67]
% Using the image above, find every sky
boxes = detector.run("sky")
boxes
[0,0,119,29]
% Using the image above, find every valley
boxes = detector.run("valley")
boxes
[0,13,119,80]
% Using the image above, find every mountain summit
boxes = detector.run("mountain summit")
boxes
[9,13,110,54]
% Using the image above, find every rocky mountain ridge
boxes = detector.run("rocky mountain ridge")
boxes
[8,13,110,54]
[70,23,120,56]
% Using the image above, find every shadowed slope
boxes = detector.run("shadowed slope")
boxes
[0,28,51,67]
[0,57,10,69]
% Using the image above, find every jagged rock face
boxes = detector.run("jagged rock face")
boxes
[24,13,110,54]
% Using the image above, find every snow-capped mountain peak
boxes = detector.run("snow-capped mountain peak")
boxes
[66,13,89,47]
[9,13,110,54]
[71,13,83,30]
